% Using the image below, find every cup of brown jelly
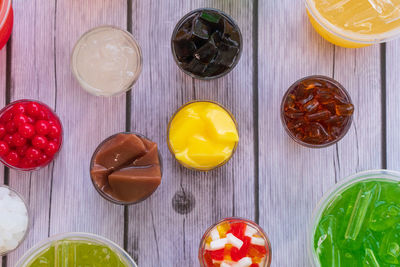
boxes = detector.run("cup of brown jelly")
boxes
[171,8,243,80]
[281,75,354,148]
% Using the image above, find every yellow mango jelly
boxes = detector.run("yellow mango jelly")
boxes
[168,101,239,171]
[306,0,400,48]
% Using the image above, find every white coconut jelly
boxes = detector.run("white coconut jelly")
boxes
[71,26,142,97]
[0,186,28,255]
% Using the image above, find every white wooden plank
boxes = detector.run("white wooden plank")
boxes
[333,46,382,176]
[258,1,337,266]
[49,0,127,244]
[5,1,127,266]
[128,1,254,266]
[387,40,400,171]
[6,0,57,264]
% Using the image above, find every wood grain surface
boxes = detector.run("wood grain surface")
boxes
[0,1,396,267]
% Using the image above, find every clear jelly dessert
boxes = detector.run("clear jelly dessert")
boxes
[305,0,400,47]
[199,218,271,267]
[0,185,29,256]
[309,170,400,266]
[281,75,354,148]
[0,100,63,170]
[71,26,142,96]
[15,232,137,267]
[171,8,242,79]
[90,133,162,205]
[167,101,239,171]
[0,0,13,50]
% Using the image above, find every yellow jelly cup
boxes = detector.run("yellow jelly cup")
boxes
[167,100,239,171]
[305,0,400,48]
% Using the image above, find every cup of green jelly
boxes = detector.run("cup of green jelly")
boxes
[15,232,137,267]
[308,169,400,266]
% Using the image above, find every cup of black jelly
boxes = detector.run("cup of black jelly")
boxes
[171,8,243,80]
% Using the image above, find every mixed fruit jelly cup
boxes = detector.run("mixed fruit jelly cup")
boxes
[0,185,30,256]
[307,169,400,267]
[305,0,400,48]
[199,217,272,267]
[0,0,13,50]
[280,75,353,148]
[15,232,137,267]
[167,100,239,171]
[71,25,143,97]
[171,8,243,80]
[0,100,63,171]
[90,132,163,206]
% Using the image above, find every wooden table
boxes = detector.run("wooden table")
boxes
[1,0,399,266]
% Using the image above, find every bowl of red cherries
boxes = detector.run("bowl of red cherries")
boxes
[0,100,62,171]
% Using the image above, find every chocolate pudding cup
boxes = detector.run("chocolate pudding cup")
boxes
[90,132,163,205]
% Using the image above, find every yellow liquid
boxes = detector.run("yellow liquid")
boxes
[309,0,400,47]
[168,101,239,171]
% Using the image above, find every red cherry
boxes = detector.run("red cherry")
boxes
[26,102,41,117]
[16,145,29,157]
[13,114,29,127]
[5,121,17,134]
[37,153,49,165]
[35,120,50,135]
[26,147,41,160]
[48,125,61,139]
[3,134,14,147]
[12,103,26,114]
[18,123,35,138]
[12,133,26,147]
[0,110,14,123]
[36,110,48,120]
[47,120,56,126]
[5,151,19,165]
[45,141,58,156]
[32,135,48,149]
[26,116,35,124]
[0,124,6,138]
[0,141,9,156]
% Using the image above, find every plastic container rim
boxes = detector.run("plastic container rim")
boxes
[307,169,400,267]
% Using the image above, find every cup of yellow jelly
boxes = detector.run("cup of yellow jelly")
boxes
[167,100,239,171]
[305,0,400,48]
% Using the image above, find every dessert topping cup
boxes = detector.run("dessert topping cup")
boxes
[0,100,63,171]
[305,0,400,48]
[281,75,354,148]
[309,170,400,266]
[71,25,143,97]
[0,185,29,256]
[171,8,242,80]
[167,100,239,171]
[15,232,137,267]
[199,217,271,267]
[90,132,162,205]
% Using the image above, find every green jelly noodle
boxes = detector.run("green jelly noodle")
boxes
[313,179,400,266]
[27,240,129,267]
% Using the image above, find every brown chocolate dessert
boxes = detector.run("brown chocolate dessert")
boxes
[90,133,162,204]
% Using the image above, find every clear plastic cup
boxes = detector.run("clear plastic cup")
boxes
[0,0,13,50]
[15,232,137,266]
[308,169,400,266]
[0,185,30,256]
[305,0,400,48]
